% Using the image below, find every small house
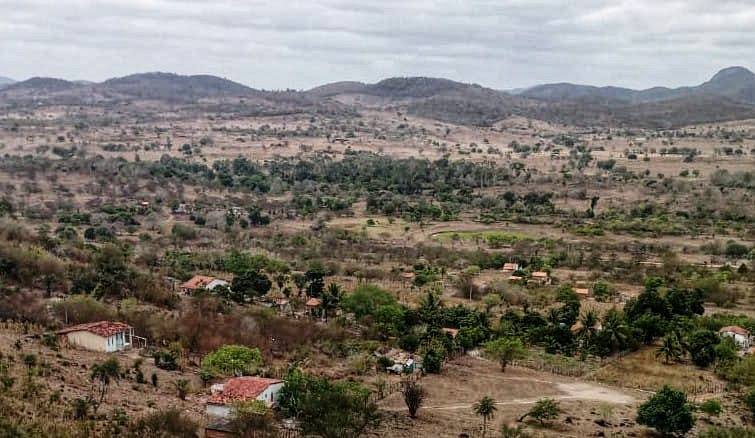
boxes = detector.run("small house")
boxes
[574,288,590,299]
[719,326,751,349]
[502,263,520,272]
[57,321,134,352]
[179,275,228,294]
[206,377,284,418]
[508,275,523,283]
[531,271,551,285]
[306,297,323,319]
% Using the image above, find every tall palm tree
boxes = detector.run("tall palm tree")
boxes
[601,309,630,357]
[473,396,497,437]
[576,310,599,341]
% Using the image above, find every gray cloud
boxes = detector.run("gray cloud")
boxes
[0,0,752,90]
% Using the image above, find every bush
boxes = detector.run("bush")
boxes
[201,345,263,377]
[126,408,199,437]
[398,333,420,353]
[153,350,179,371]
[422,349,443,374]
[341,284,397,319]
[699,399,722,416]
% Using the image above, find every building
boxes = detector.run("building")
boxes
[179,275,228,294]
[502,263,520,272]
[206,377,284,418]
[57,321,134,352]
[719,326,751,349]
[531,271,551,285]
[574,288,590,299]
[306,297,323,319]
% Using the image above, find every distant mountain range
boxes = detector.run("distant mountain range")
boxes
[2,67,754,128]
[516,66,755,105]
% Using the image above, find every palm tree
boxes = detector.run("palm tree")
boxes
[321,283,342,320]
[656,333,683,364]
[575,310,600,352]
[601,309,631,357]
[473,396,497,437]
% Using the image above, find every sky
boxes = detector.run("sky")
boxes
[0,0,753,90]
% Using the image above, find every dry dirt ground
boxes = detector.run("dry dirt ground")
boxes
[375,356,644,437]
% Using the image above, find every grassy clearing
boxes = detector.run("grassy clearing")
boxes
[590,347,721,394]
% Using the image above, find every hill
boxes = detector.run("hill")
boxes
[520,66,755,106]
[98,72,256,102]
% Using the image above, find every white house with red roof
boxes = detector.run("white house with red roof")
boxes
[179,275,228,294]
[56,321,134,352]
[719,326,751,349]
[206,377,284,418]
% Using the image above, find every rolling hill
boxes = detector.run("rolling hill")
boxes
[1,67,753,128]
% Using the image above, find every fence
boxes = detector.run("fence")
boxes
[509,358,594,378]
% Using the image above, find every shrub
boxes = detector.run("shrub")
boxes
[201,345,263,377]
[519,398,560,426]
[402,381,425,419]
[126,408,199,437]
[154,350,179,371]
[699,399,722,416]
[398,334,420,353]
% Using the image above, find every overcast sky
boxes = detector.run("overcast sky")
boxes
[1,0,753,90]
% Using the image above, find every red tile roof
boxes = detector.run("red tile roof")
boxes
[720,326,750,336]
[57,321,132,338]
[306,297,322,307]
[208,377,282,405]
[180,275,216,290]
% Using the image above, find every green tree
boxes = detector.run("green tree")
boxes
[473,396,497,437]
[484,338,526,372]
[278,369,380,438]
[230,270,272,302]
[519,398,560,426]
[230,400,277,437]
[201,345,263,377]
[637,385,694,437]
[687,330,719,368]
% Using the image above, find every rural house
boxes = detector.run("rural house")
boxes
[719,326,751,349]
[530,271,551,285]
[206,377,284,418]
[57,321,135,352]
[179,275,228,294]
[574,288,590,299]
[502,263,520,272]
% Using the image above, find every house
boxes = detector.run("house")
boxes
[206,377,284,418]
[531,271,551,285]
[502,263,520,272]
[574,288,590,299]
[306,297,323,319]
[508,275,523,283]
[179,275,228,294]
[719,326,751,349]
[57,321,134,352]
